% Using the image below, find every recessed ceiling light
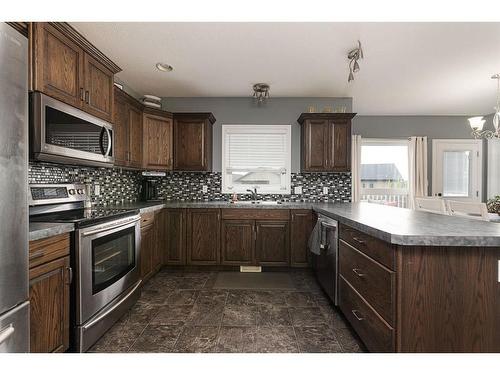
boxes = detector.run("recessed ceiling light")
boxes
[156,62,173,72]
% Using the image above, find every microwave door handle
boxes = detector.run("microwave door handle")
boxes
[104,127,112,157]
[99,128,106,155]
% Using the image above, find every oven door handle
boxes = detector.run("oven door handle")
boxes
[81,217,140,237]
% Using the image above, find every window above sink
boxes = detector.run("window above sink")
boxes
[221,124,291,194]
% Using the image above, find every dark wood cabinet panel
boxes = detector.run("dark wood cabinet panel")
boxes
[83,53,114,121]
[143,111,173,170]
[128,105,143,168]
[33,23,83,108]
[186,209,220,265]
[255,220,289,266]
[113,91,129,166]
[140,222,156,282]
[163,209,187,265]
[290,210,313,267]
[221,220,255,265]
[29,256,70,353]
[173,113,215,171]
[298,113,355,172]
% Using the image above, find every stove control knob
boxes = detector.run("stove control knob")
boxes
[68,189,76,195]
[77,189,84,195]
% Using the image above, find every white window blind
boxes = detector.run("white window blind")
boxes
[222,125,291,194]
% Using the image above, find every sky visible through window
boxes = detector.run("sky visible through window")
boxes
[361,145,408,181]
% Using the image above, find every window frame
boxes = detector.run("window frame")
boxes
[221,124,292,194]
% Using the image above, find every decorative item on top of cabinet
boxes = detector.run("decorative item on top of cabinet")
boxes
[186,208,220,265]
[290,210,313,267]
[30,22,121,122]
[143,108,173,170]
[113,87,143,168]
[298,113,356,172]
[173,113,216,171]
[29,233,71,353]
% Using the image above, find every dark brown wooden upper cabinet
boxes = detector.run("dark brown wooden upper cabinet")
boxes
[173,113,216,171]
[143,108,173,170]
[83,53,114,122]
[298,113,356,172]
[255,220,290,266]
[31,22,121,122]
[221,219,255,266]
[186,209,220,265]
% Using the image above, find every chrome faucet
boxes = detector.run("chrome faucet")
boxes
[246,188,258,201]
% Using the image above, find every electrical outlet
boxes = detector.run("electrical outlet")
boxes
[94,184,100,196]
[294,186,303,194]
[323,187,329,195]
[202,185,208,193]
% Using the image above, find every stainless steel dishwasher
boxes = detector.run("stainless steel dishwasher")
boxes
[311,214,339,305]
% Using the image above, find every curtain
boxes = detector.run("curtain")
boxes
[408,136,428,209]
[351,135,362,202]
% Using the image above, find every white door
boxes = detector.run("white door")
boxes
[432,139,483,201]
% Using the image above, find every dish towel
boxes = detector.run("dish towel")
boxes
[308,218,323,255]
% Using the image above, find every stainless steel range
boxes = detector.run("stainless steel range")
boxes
[29,184,141,352]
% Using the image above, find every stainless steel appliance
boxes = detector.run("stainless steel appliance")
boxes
[311,214,339,305]
[30,92,114,167]
[29,184,141,352]
[140,178,161,201]
[0,23,30,353]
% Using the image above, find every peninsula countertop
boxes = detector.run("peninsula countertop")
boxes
[108,200,500,247]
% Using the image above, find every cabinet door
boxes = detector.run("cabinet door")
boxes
[83,53,114,122]
[290,210,313,267]
[128,105,143,168]
[140,223,155,282]
[186,209,220,265]
[113,92,129,167]
[329,120,351,171]
[255,221,289,266]
[29,256,70,353]
[302,119,329,171]
[152,210,164,272]
[221,220,255,266]
[143,114,173,170]
[34,23,84,108]
[164,209,186,265]
[174,118,209,171]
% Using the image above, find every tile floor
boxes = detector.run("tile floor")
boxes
[88,269,365,353]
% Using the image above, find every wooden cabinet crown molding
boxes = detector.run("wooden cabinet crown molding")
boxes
[144,106,172,119]
[173,112,216,124]
[297,112,357,125]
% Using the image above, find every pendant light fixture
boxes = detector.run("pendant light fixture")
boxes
[347,40,363,83]
[468,74,500,139]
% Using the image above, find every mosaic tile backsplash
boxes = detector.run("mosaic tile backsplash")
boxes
[29,162,352,205]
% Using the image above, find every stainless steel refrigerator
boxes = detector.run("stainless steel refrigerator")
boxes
[0,22,29,352]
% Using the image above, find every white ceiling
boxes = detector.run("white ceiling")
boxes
[72,22,500,115]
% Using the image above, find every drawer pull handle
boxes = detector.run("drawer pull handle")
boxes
[352,309,365,321]
[352,236,365,244]
[352,268,365,277]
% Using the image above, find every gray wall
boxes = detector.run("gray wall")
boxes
[162,97,352,172]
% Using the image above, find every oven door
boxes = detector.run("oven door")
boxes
[75,215,140,325]
[30,92,114,167]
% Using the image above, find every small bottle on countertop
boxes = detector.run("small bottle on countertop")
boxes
[231,192,238,203]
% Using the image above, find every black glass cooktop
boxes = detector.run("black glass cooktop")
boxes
[30,208,140,228]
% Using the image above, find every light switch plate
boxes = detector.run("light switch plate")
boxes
[94,184,100,196]
[323,187,329,195]
[294,186,303,194]
[202,185,208,193]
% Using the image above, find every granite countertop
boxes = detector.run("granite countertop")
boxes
[29,222,75,242]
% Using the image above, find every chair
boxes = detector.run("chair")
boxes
[414,197,448,215]
[446,200,489,221]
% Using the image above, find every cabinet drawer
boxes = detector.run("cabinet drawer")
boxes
[222,208,289,220]
[29,233,70,269]
[339,224,395,270]
[339,240,395,325]
[339,276,395,352]
[140,212,155,227]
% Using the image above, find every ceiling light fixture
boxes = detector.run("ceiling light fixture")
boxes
[252,83,270,103]
[156,62,173,72]
[347,40,363,82]
[468,74,500,139]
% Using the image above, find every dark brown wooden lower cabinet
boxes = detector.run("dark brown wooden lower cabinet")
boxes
[140,222,156,282]
[186,209,220,265]
[255,220,289,266]
[290,210,313,267]
[29,256,70,353]
[163,209,187,265]
[221,220,255,265]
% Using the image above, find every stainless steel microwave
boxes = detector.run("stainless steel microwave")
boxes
[30,92,114,167]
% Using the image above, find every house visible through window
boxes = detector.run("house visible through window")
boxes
[222,125,291,194]
[361,139,409,208]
